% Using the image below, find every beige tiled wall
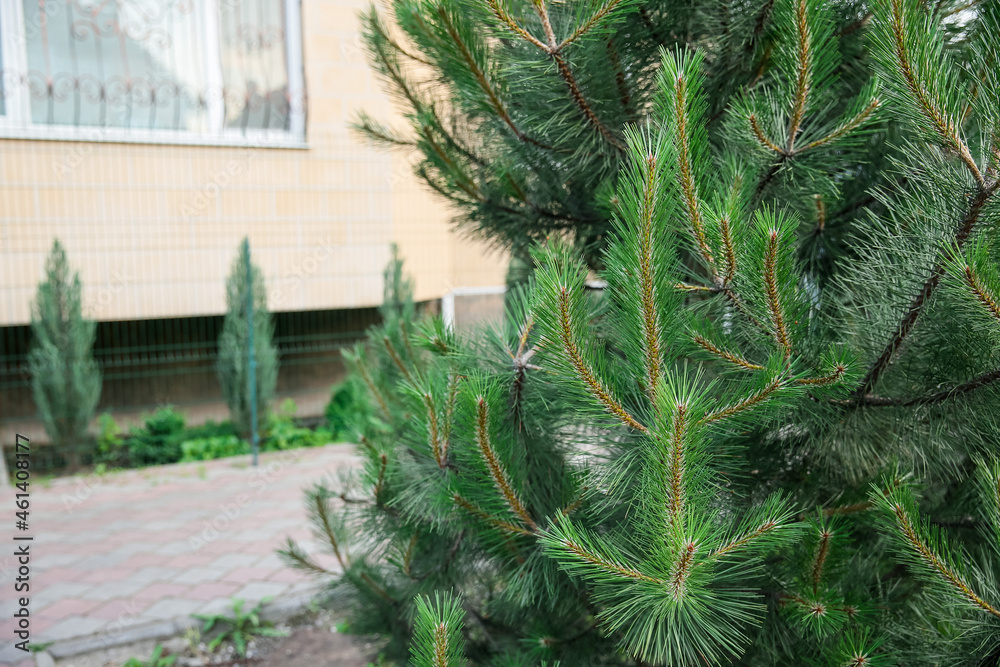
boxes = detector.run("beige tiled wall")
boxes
[0,0,507,327]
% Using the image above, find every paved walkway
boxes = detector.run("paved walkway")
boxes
[1,445,358,666]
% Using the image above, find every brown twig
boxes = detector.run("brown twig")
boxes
[556,287,648,433]
[854,184,997,400]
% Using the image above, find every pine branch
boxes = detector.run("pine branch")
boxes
[676,283,717,292]
[749,113,785,154]
[963,264,1000,323]
[720,216,738,284]
[343,348,392,420]
[278,539,334,576]
[786,0,814,152]
[752,155,788,207]
[353,115,417,148]
[516,313,535,359]
[533,0,559,46]
[484,0,549,50]
[475,396,537,530]
[887,497,1000,619]
[607,38,633,115]
[669,539,698,600]
[711,522,780,561]
[486,0,624,151]
[763,228,792,357]
[453,493,535,537]
[810,528,832,596]
[435,6,550,149]
[803,95,881,151]
[442,374,458,460]
[820,501,872,518]
[693,334,763,371]
[887,0,984,186]
[560,536,662,584]
[702,377,784,425]
[795,364,845,386]
[403,533,418,579]
[811,194,826,236]
[433,623,449,667]
[557,0,626,51]
[422,391,446,468]
[309,490,349,569]
[854,367,1000,407]
[552,52,627,151]
[638,151,664,402]
[410,593,466,667]
[669,64,716,269]
[854,184,998,399]
[555,286,649,433]
[665,403,689,529]
[366,12,476,169]
[560,487,587,516]
[384,336,415,384]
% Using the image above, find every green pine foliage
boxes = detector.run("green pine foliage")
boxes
[28,240,102,470]
[410,592,468,667]
[217,238,278,439]
[283,1,1000,664]
[355,0,884,274]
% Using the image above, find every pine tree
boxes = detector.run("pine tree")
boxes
[28,240,102,471]
[355,0,885,274]
[217,238,278,439]
[284,1,1000,664]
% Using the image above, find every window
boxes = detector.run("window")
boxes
[0,1,305,145]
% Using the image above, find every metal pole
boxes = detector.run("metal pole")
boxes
[245,238,259,467]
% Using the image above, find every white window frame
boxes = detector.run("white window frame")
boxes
[0,0,306,148]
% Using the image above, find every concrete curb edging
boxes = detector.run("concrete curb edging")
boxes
[36,587,320,663]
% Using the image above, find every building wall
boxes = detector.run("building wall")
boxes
[0,0,507,328]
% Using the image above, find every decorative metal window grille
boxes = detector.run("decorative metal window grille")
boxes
[0,0,305,145]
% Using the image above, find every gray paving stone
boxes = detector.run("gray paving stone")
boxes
[231,529,274,542]
[37,615,107,642]
[143,520,186,531]
[0,642,29,664]
[139,598,205,621]
[208,553,261,569]
[33,553,85,571]
[194,597,235,617]
[233,581,290,603]
[102,520,141,532]
[72,552,132,571]
[153,542,193,556]
[108,542,158,556]
[79,578,150,600]
[170,567,230,585]
[129,566,182,583]
[31,582,96,608]
[253,554,286,570]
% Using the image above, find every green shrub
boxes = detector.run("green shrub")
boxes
[126,407,185,466]
[180,435,249,462]
[261,400,330,451]
[324,375,377,442]
[122,644,175,667]
[192,598,288,657]
[180,419,238,442]
[93,413,125,466]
